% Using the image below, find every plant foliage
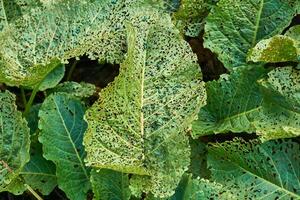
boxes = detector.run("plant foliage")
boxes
[0,0,299,199]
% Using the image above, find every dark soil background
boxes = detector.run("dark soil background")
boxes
[1,14,299,200]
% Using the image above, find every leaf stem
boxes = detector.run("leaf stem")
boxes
[20,87,27,107]
[23,83,40,117]
[66,60,78,81]
[25,184,44,200]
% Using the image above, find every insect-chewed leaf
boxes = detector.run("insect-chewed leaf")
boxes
[168,174,236,200]
[255,66,300,141]
[192,66,268,136]
[0,0,41,31]
[0,90,30,194]
[83,14,206,198]
[91,169,131,200]
[204,0,298,69]
[193,66,300,141]
[38,93,90,200]
[208,139,300,199]
[247,25,300,63]
[0,0,166,87]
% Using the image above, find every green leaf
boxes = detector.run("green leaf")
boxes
[204,0,298,69]
[90,169,131,200]
[254,67,300,141]
[192,66,268,136]
[36,62,65,91]
[208,139,300,199]
[39,93,90,200]
[48,81,96,99]
[247,25,300,63]
[0,90,30,193]
[84,18,206,197]
[21,142,57,195]
[188,139,209,179]
[25,104,41,135]
[193,66,300,141]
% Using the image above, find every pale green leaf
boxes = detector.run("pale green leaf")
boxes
[84,18,206,198]
[49,81,96,99]
[91,169,131,200]
[0,90,30,193]
[247,25,300,63]
[21,142,57,195]
[169,174,236,200]
[204,0,298,69]
[38,93,90,200]
[208,139,300,199]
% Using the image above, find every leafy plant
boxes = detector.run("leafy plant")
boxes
[0,0,299,200]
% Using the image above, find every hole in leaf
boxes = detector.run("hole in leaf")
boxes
[65,56,120,88]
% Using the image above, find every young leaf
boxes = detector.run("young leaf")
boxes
[21,142,57,195]
[39,93,90,200]
[208,139,300,199]
[247,25,300,63]
[84,17,206,198]
[192,66,268,136]
[90,169,131,200]
[204,0,298,69]
[0,91,30,193]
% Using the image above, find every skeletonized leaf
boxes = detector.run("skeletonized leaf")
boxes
[91,169,131,200]
[0,90,30,193]
[204,0,298,69]
[208,139,300,199]
[0,0,166,86]
[39,93,90,200]
[84,16,206,198]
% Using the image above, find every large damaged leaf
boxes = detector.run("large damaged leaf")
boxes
[204,0,298,69]
[0,90,30,194]
[208,139,300,199]
[193,66,300,141]
[39,93,90,200]
[84,18,206,198]
[254,67,300,141]
[0,0,166,86]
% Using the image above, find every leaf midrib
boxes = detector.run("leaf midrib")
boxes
[0,0,8,27]
[53,98,89,180]
[251,0,264,47]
